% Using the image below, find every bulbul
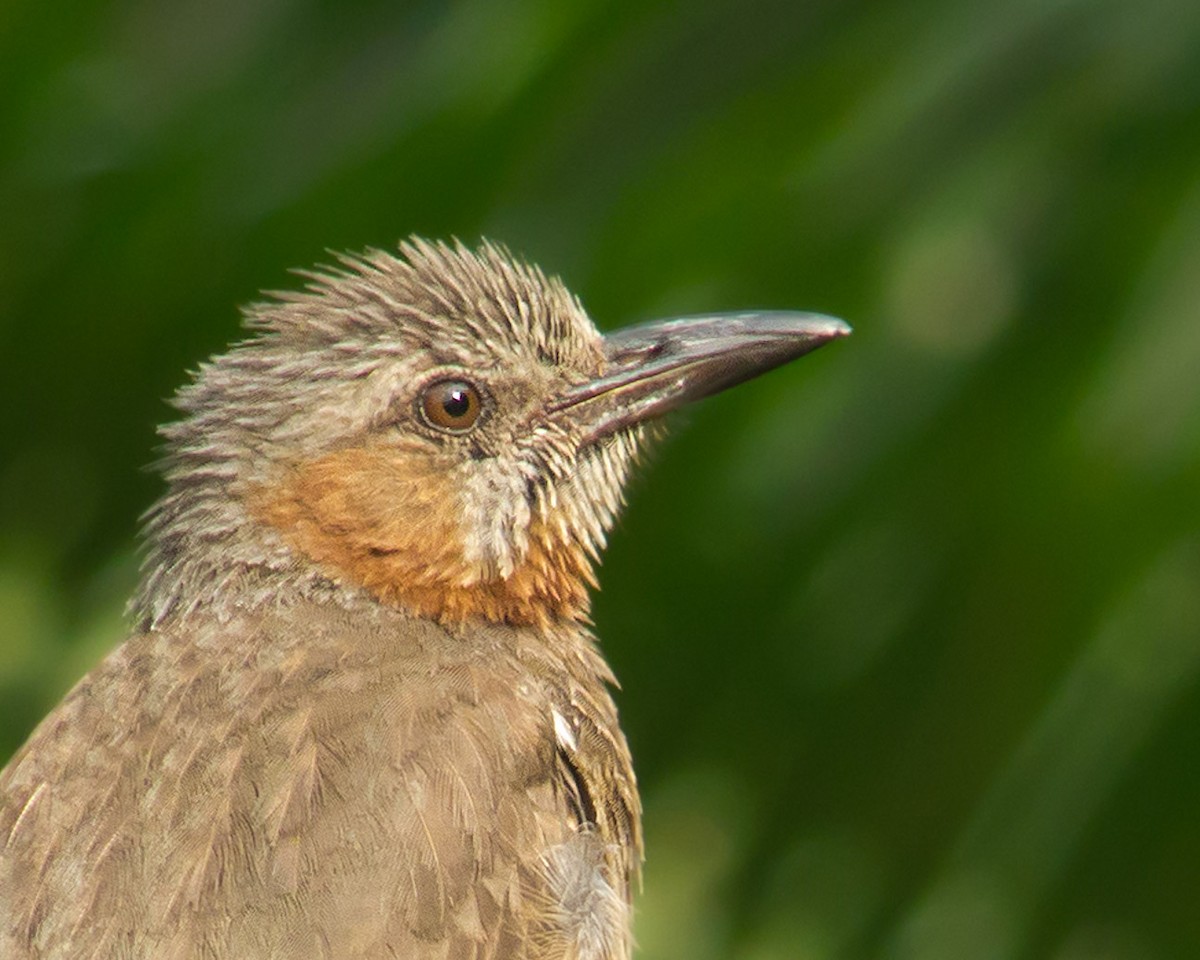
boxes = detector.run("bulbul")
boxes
[0,238,847,959]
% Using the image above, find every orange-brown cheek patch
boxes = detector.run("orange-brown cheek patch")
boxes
[248,445,594,627]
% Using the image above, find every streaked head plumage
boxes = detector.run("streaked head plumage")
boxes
[136,238,644,629]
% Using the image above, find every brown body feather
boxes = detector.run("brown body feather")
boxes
[1,599,638,959]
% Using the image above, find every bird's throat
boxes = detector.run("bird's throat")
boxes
[249,446,596,628]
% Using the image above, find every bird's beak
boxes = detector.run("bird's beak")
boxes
[551,312,850,440]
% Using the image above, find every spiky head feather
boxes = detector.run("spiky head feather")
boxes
[134,238,644,630]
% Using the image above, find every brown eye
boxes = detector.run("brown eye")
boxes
[419,379,483,433]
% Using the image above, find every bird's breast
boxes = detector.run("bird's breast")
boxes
[0,601,639,960]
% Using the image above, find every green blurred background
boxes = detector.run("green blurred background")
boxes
[2,0,1199,957]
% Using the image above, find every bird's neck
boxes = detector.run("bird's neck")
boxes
[247,445,597,629]
[132,451,599,631]
[131,478,344,628]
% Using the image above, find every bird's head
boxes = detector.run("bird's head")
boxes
[136,238,847,629]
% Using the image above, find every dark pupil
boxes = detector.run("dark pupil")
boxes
[442,387,471,418]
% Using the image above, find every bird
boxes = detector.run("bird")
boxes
[0,237,848,959]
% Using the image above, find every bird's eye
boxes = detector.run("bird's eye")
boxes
[419,379,483,433]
